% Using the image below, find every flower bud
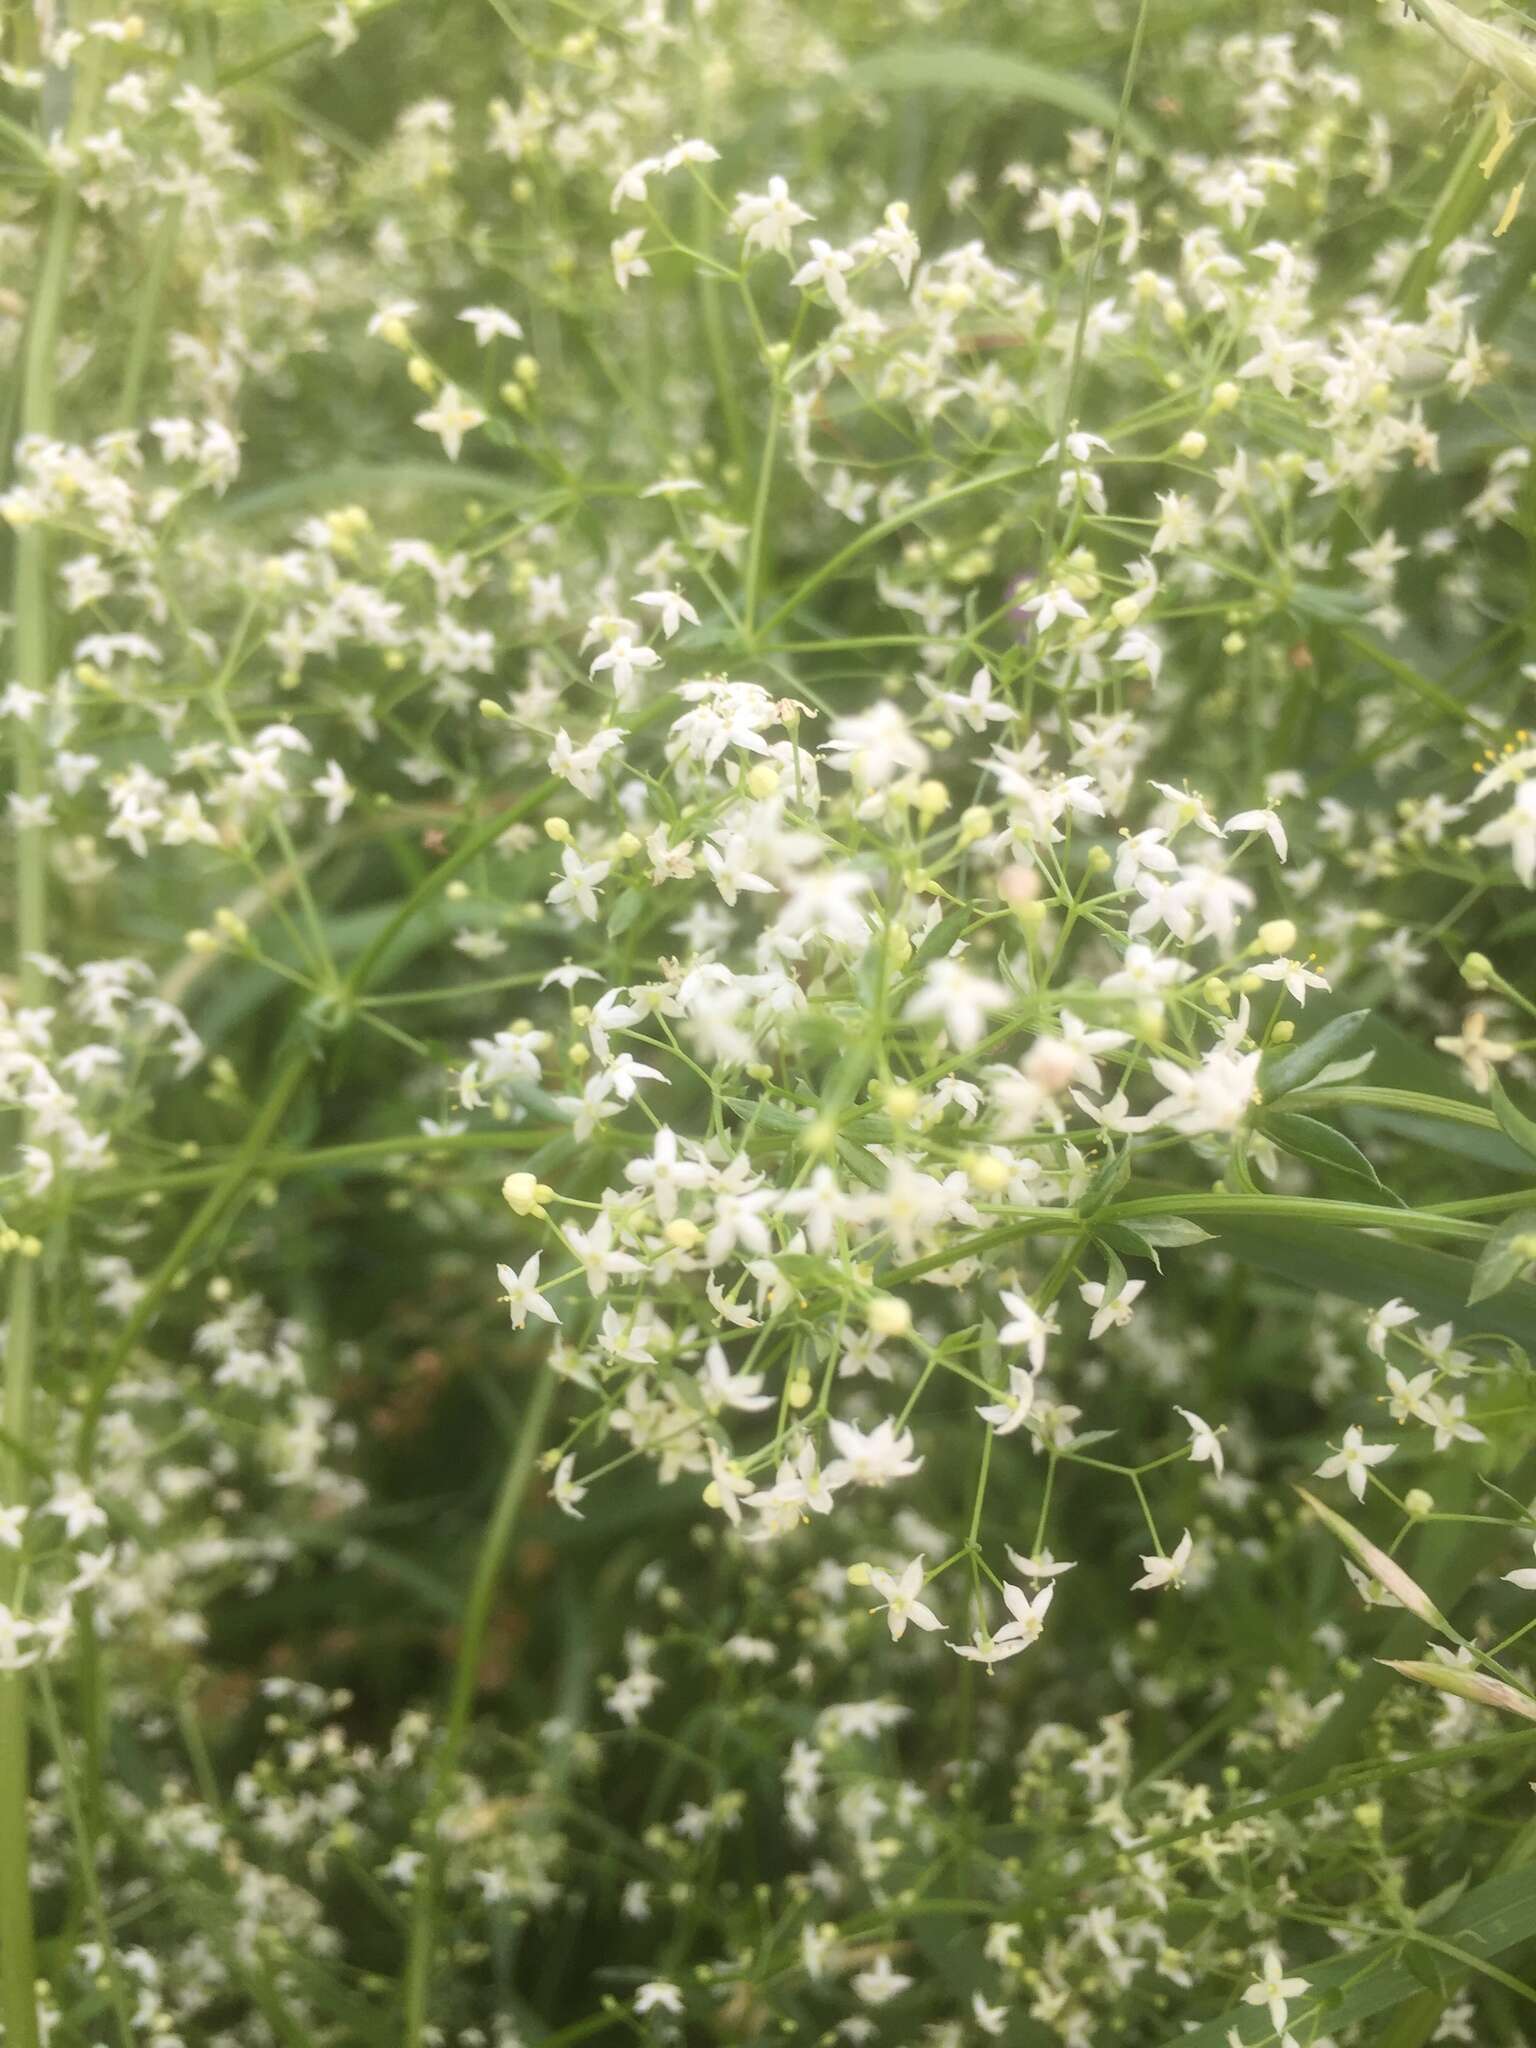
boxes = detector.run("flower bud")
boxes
[502,1171,552,1217]
[966,1152,1010,1194]
[866,1295,912,1339]
[1462,951,1494,991]
[1258,918,1297,955]
[884,1085,920,1124]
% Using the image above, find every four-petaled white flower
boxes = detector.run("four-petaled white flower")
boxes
[1176,1406,1224,1479]
[1314,1423,1395,1502]
[413,383,485,461]
[976,1366,1037,1437]
[496,1253,560,1331]
[1133,1528,1195,1592]
[868,1557,944,1641]
[1242,1947,1307,2034]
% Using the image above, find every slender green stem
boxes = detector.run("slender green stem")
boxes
[0,111,85,2048]
[401,1365,556,2046]
[77,1048,313,1462]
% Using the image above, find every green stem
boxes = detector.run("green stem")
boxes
[77,1047,312,1462]
[0,122,84,2048]
[401,1365,556,2046]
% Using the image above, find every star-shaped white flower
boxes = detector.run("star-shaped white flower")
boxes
[1133,1528,1194,1592]
[496,1253,559,1331]
[868,1557,944,1641]
[1314,1423,1395,1503]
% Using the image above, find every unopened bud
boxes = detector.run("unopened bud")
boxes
[866,1295,912,1339]
[1462,951,1494,991]
[966,1152,1010,1194]
[884,1085,920,1124]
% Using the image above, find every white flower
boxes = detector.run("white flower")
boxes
[633,587,699,638]
[905,957,1009,1051]
[972,1991,1009,2036]
[949,1626,1027,1672]
[633,1980,684,2016]
[458,305,523,345]
[1004,1546,1076,1583]
[1434,1012,1517,1095]
[624,1127,709,1220]
[1133,1528,1194,1592]
[413,383,485,461]
[1366,1298,1417,1356]
[1475,781,1536,887]
[824,1417,922,1489]
[550,1456,587,1518]
[996,1579,1053,1647]
[1249,956,1330,1006]
[496,1253,560,1331]
[565,1214,642,1297]
[1314,1423,1395,1502]
[1226,805,1288,859]
[1242,1947,1307,2033]
[1164,1394,1224,1475]
[868,1557,944,1641]
[1079,1275,1145,1339]
[547,846,611,921]
[852,1954,912,2006]
[976,1366,1036,1437]
[789,237,854,311]
[997,1291,1059,1371]
[611,228,650,290]
[729,175,813,256]
[311,760,354,824]
[1504,1536,1536,1592]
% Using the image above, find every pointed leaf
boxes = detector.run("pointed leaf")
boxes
[1294,1487,1448,1631]
[1470,1210,1536,1304]
[1260,1110,1390,1195]
[1490,1072,1536,1169]
[1380,1658,1536,1724]
[1261,1011,1371,1098]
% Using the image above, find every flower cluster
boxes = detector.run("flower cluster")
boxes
[4,0,1536,2044]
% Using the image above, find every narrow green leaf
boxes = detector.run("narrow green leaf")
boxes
[1204,1214,1536,1352]
[1491,1073,1536,1169]
[1260,1110,1389,1194]
[910,907,970,972]
[1381,1657,1536,1724]
[1470,1210,1536,1304]
[836,43,1155,145]
[1130,1215,1217,1250]
[1261,1011,1371,1099]
[1079,1145,1132,1217]
[607,887,647,938]
[1166,1861,1536,2047]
